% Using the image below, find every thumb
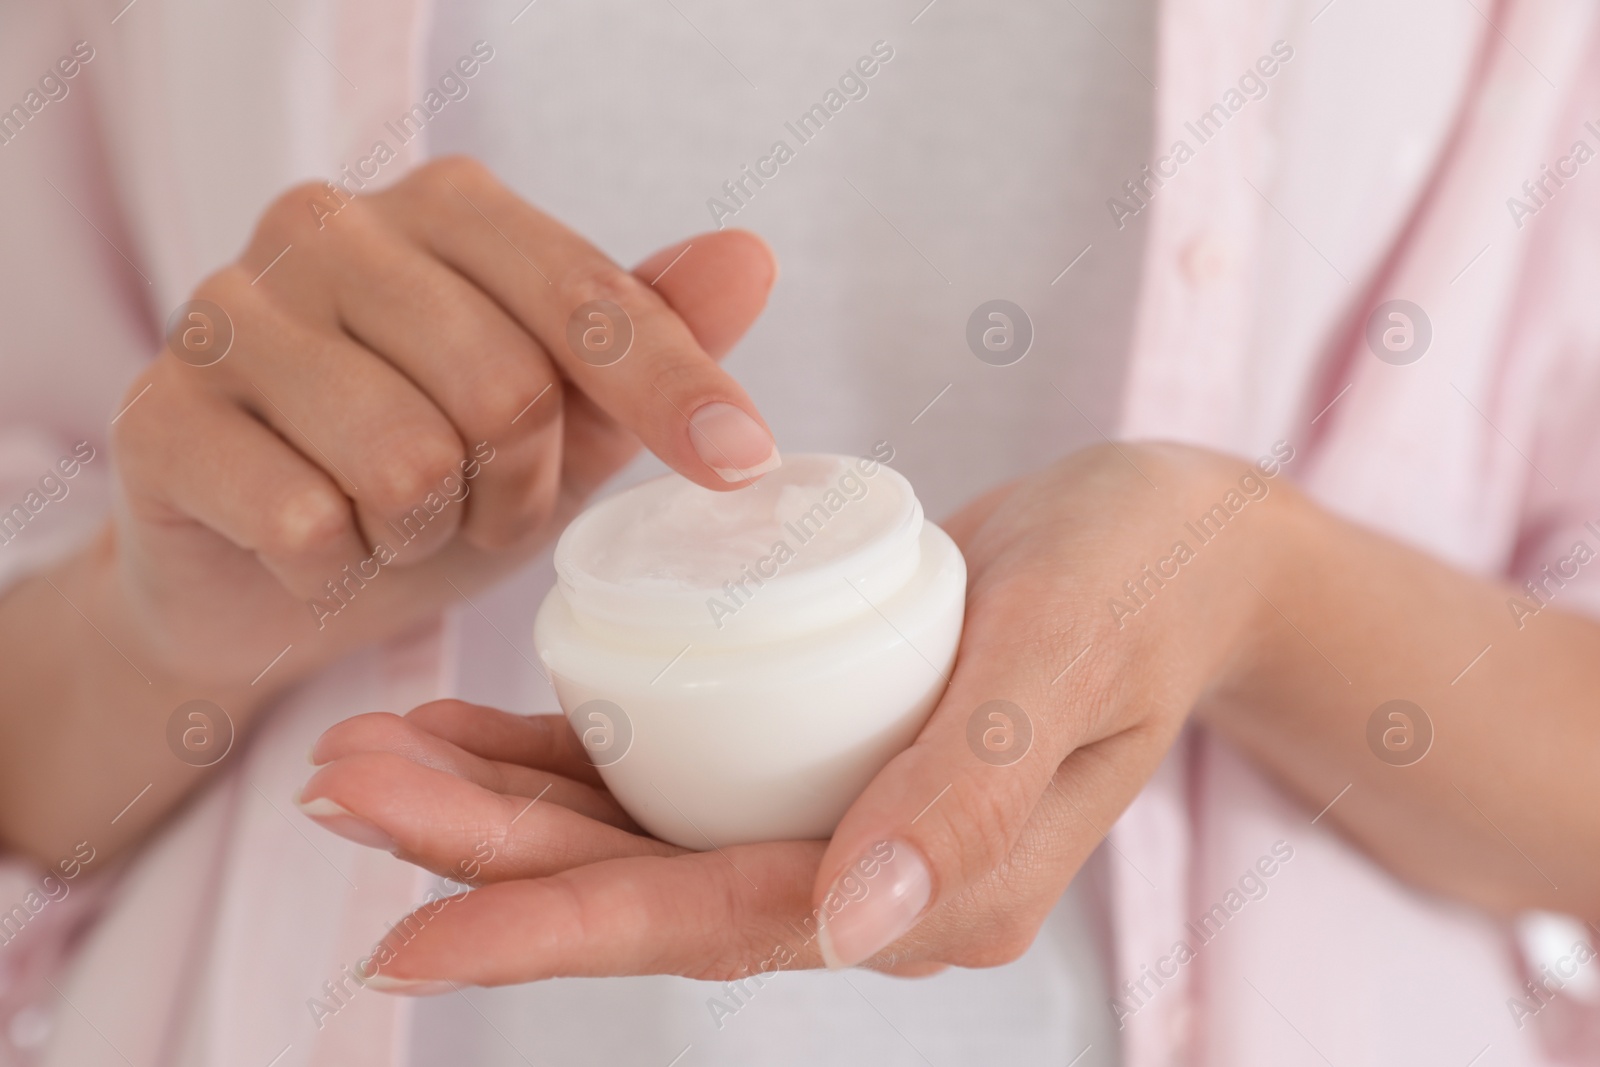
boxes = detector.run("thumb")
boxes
[810,589,1078,969]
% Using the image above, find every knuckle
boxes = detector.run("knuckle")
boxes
[316,712,410,759]
[186,269,235,309]
[404,698,477,728]
[345,711,415,747]
[955,919,1037,968]
[256,180,336,243]
[557,258,648,317]
[369,430,466,514]
[315,190,381,246]
[464,371,558,439]
[412,154,494,199]
[158,271,252,372]
[936,778,1034,885]
[196,263,261,313]
[649,359,717,406]
[261,484,351,558]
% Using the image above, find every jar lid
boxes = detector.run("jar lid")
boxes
[553,453,923,642]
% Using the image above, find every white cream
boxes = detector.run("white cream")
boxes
[572,454,904,588]
[534,452,965,848]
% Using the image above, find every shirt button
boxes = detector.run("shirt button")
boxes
[1180,233,1230,284]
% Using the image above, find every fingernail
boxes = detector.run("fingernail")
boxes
[689,402,781,483]
[307,744,328,767]
[296,794,399,854]
[815,839,932,970]
[363,974,456,996]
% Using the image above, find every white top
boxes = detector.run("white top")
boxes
[8,2,1589,1065]
[413,0,1156,1064]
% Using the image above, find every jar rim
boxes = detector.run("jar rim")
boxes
[552,453,925,641]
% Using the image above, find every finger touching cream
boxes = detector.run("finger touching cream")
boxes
[533,447,965,849]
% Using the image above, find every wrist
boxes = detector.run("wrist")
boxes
[0,533,269,862]
[1184,457,1316,719]
[1100,443,1305,728]
[62,527,270,719]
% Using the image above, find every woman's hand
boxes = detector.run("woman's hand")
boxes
[109,155,779,689]
[300,443,1299,986]
[0,156,779,864]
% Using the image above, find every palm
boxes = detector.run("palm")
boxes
[307,702,833,983]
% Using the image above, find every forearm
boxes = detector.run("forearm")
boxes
[1202,486,1600,916]
[0,529,268,866]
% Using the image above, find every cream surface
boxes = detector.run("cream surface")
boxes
[569,454,909,590]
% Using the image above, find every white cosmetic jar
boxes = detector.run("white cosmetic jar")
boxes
[533,452,965,849]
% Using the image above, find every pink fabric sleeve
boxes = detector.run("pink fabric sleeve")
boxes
[1503,141,1600,624]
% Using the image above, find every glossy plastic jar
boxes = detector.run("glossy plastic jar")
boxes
[533,450,965,848]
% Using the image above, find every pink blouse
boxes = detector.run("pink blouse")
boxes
[3,0,1600,1063]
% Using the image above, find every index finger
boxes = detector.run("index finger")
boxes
[382,157,781,488]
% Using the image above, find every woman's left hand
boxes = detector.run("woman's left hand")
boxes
[300,442,1301,986]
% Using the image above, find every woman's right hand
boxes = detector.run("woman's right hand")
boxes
[108,156,779,689]
[0,157,778,864]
